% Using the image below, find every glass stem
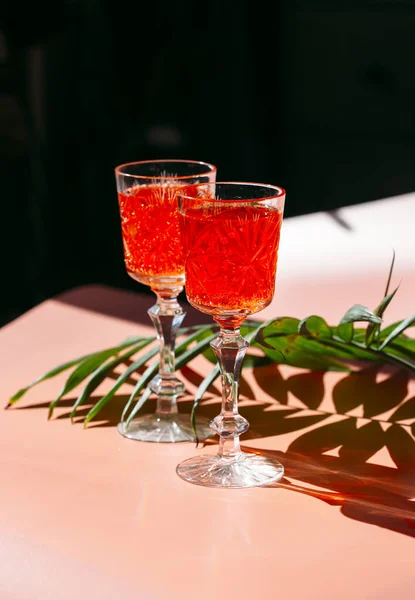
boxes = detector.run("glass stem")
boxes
[210,327,249,460]
[148,292,186,416]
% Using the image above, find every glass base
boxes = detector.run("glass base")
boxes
[117,413,212,443]
[176,452,284,488]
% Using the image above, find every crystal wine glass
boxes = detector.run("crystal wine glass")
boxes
[176,182,286,486]
[115,160,217,442]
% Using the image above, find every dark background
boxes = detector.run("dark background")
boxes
[1,0,415,326]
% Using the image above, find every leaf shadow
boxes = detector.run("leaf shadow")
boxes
[16,393,325,438]
[180,365,221,396]
[389,396,415,422]
[249,363,415,538]
[15,395,130,428]
[333,365,409,418]
[252,364,288,404]
[286,371,325,409]
[256,445,415,538]
[12,360,415,536]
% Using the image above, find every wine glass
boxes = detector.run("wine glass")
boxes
[115,160,217,442]
[176,182,286,487]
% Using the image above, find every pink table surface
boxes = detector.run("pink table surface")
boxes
[1,196,415,600]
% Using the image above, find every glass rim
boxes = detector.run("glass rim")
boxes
[178,181,286,202]
[115,159,217,180]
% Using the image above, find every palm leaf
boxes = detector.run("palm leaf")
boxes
[67,338,155,422]
[122,333,218,429]
[65,341,150,422]
[8,356,87,407]
[48,340,149,419]
[118,326,214,426]
[379,315,415,351]
[191,364,221,444]
[7,337,142,408]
